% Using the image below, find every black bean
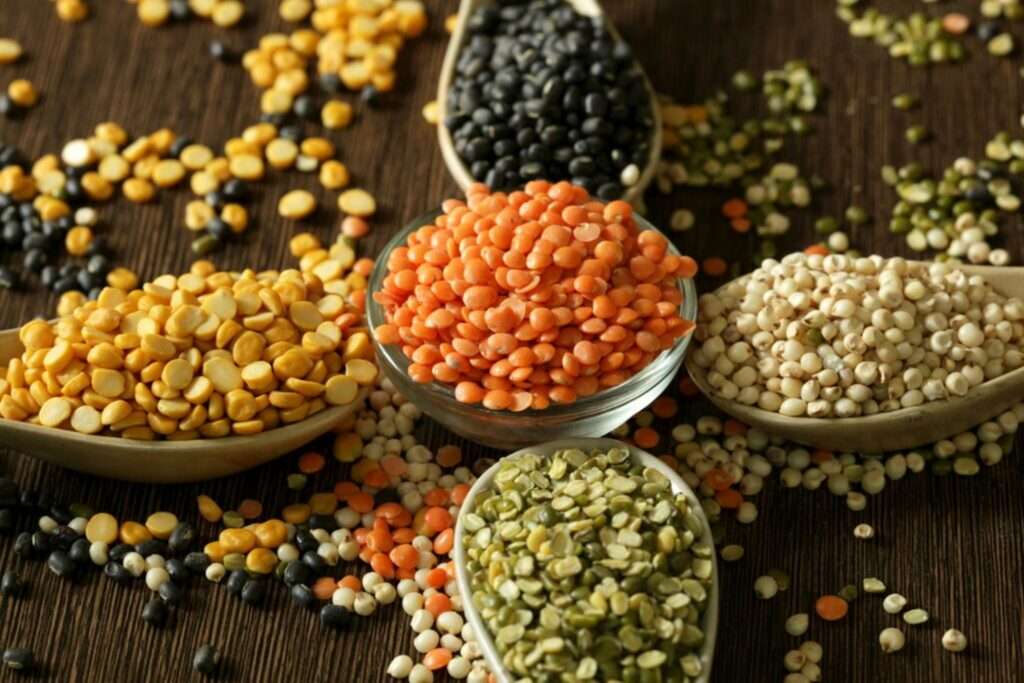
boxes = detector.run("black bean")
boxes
[301,551,327,575]
[2,648,33,671]
[290,583,315,609]
[318,73,341,94]
[159,580,185,606]
[319,604,349,629]
[135,539,167,557]
[166,558,189,584]
[47,550,76,578]
[225,570,247,595]
[294,529,318,553]
[103,561,132,584]
[108,543,133,563]
[0,268,13,290]
[208,40,236,62]
[183,552,210,574]
[293,95,318,120]
[22,249,47,273]
[359,85,381,107]
[308,514,336,531]
[30,531,50,554]
[69,538,91,564]
[13,533,32,559]
[192,644,220,675]
[169,136,193,158]
[169,0,191,20]
[1,571,24,597]
[282,559,310,587]
[0,95,21,119]
[167,523,196,554]
[221,179,250,203]
[206,217,231,242]
[142,597,168,626]
[240,579,266,606]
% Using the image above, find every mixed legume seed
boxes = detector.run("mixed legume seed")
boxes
[463,446,713,682]
[693,253,1024,418]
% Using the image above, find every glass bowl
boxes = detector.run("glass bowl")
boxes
[367,211,698,450]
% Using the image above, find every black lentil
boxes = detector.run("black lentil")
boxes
[13,533,32,559]
[282,560,310,587]
[68,538,91,564]
[183,552,210,575]
[158,580,185,606]
[208,40,236,62]
[2,648,33,672]
[108,543,133,563]
[30,531,50,555]
[166,558,189,583]
[135,539,168,557]
[319,604,349,629]
[225,570,247,595]
[46,550,75,578]
[1,571,24,597]
[446,0,652,198]
[294,529,318,553]
[103,561,132,584]
[142,597,168,626]
[240,579,266,606]
[192,644,221,676]
[290,583,315,609]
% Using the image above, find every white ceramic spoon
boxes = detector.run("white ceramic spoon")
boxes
[454,437,719,683]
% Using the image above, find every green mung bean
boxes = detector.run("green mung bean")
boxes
[462,446,713,682]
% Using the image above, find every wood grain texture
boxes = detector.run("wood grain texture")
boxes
[0,1,1022,682]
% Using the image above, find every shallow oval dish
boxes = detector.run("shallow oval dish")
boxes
[367,213,698,450]
[685,263,1024,452]
[453,437,720,683]
[0,322,366,483]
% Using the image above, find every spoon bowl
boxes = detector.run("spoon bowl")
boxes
[686,264,1024,453]
[454,437,719,683]
[437,0,663,206]
[0,326,365,483]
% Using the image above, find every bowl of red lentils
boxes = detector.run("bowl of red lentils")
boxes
[368,181,698,449]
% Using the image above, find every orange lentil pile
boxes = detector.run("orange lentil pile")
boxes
[373,181,697,411]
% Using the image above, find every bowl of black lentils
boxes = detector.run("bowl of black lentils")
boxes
[437,0,662,203]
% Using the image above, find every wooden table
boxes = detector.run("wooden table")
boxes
[1,1,1022,681]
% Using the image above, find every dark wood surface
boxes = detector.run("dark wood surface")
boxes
[0,1,1022,681]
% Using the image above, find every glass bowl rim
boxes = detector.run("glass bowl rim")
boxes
[366,209,698,419]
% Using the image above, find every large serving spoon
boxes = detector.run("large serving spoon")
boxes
[437,0,663,206]
[0,327,365,483]
[686,265,1024,453]
[454,437,719,683]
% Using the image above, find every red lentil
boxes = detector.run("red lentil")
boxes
[816,595,849,621]
[373,181,695,410]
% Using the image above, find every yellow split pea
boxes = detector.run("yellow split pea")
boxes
[278,190,317,219]
[337,188,376,217]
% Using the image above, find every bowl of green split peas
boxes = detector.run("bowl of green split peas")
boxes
[454,438,719,683]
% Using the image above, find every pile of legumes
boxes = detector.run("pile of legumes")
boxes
[691,252,1024,418]
[0,262,375,439]
[461,445,714,681]
[445,0,654,198]
[243,0,428,108]
[373,181,698,411]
